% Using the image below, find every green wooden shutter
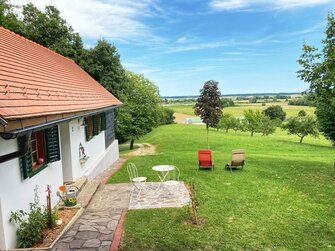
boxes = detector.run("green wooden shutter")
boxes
[93,115,99,136]
[45,126,60,163]
[84,117,89,141]
[19,147,32,179]
[101,112,106,131]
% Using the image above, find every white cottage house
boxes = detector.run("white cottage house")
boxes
[0,27,122,250]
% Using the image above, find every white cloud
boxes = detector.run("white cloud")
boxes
[210,0,333,11]
[165,40,232,53]
[10,0,165,43]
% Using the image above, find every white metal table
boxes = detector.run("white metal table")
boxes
[152,165,175,190]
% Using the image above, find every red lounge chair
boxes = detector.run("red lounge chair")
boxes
[198,150,214,173]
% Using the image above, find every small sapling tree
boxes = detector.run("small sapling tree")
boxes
[194,80,223,148]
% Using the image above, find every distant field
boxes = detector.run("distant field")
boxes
[167,103,315,118]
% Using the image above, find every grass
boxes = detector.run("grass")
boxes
[168,103,316,118]
[109,124,335,250]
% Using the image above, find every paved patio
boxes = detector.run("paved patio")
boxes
[53,160,190,251]
[129,182,190,209]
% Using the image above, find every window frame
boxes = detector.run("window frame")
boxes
[30,130,47,174]
[19,126,61,179]
[85,112,106,141]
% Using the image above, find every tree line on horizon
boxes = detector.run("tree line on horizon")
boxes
[0,0,174,148]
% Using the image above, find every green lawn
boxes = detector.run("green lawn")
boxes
[109,124,335,250]
[168,103,315,118]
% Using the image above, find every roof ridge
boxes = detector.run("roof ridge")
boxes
[0,26,75,63]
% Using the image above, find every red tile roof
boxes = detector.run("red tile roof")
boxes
[0,27,122,120]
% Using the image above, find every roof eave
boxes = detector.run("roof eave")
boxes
[0,104,122,140]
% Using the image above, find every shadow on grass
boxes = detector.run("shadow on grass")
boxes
[276,139,334,150]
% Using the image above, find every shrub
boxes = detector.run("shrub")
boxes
[221,98,235,107]
[160,107,175,125]
[298,110,307,117]
[263,105,286,121]
[9,186,48,248]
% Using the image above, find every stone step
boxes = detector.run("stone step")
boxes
[76,179,101,208]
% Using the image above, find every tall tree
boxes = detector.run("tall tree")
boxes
[116,71,161,149]
[21,4,84,62]
[194,80,223,148]
[0,0,24,34]
[80,39,126,99]
[297,12,335,145]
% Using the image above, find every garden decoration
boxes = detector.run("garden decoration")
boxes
[57,184,79,207]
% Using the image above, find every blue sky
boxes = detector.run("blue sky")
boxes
[11,0,335,96]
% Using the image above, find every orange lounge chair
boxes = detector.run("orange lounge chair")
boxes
[198,150,214,173]
[225,149,246,172]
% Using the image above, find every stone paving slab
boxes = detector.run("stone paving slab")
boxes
[87,183,132,211]
[129,182,190,210]
[53,185,128,251]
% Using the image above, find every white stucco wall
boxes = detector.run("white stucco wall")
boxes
[60,122,73,181]
[62,119,119,181]
[0,200,5,251]
[0,135,63,250]
[0,118,119,249]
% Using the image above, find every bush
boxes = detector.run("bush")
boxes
[288,94,316,107]
[298,110,307,117]
[160,107,175,125]
[263,105,286,121]
[221,98,235,107]
[10,187,48,248]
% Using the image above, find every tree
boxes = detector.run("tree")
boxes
[259,116,277,136]
[160,107,175,125]
[297,12,335,145]
[218,114,239,133]
[21,4,84,62]
[263,105,286,121]
[282,115,319,143]
[221,98,235,107]
[0,0,24,35]
[80,39,126,99]
[194,80,223,148]
[242,109,263,136]
[232,118,242,132]
[298,110,307,117]
[116,71,161,149]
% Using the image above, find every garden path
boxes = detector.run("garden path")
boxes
[52,158,130,251]
[53,157,190,251]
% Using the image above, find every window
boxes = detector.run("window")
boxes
[86,116,93,140]
[85,112,106,141]
[31,131,45,171]
[20,126,60,179]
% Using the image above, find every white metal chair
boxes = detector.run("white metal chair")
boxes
[127,162,147,198]
[163,166,180,195]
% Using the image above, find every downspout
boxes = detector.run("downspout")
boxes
[0,133,30,164]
